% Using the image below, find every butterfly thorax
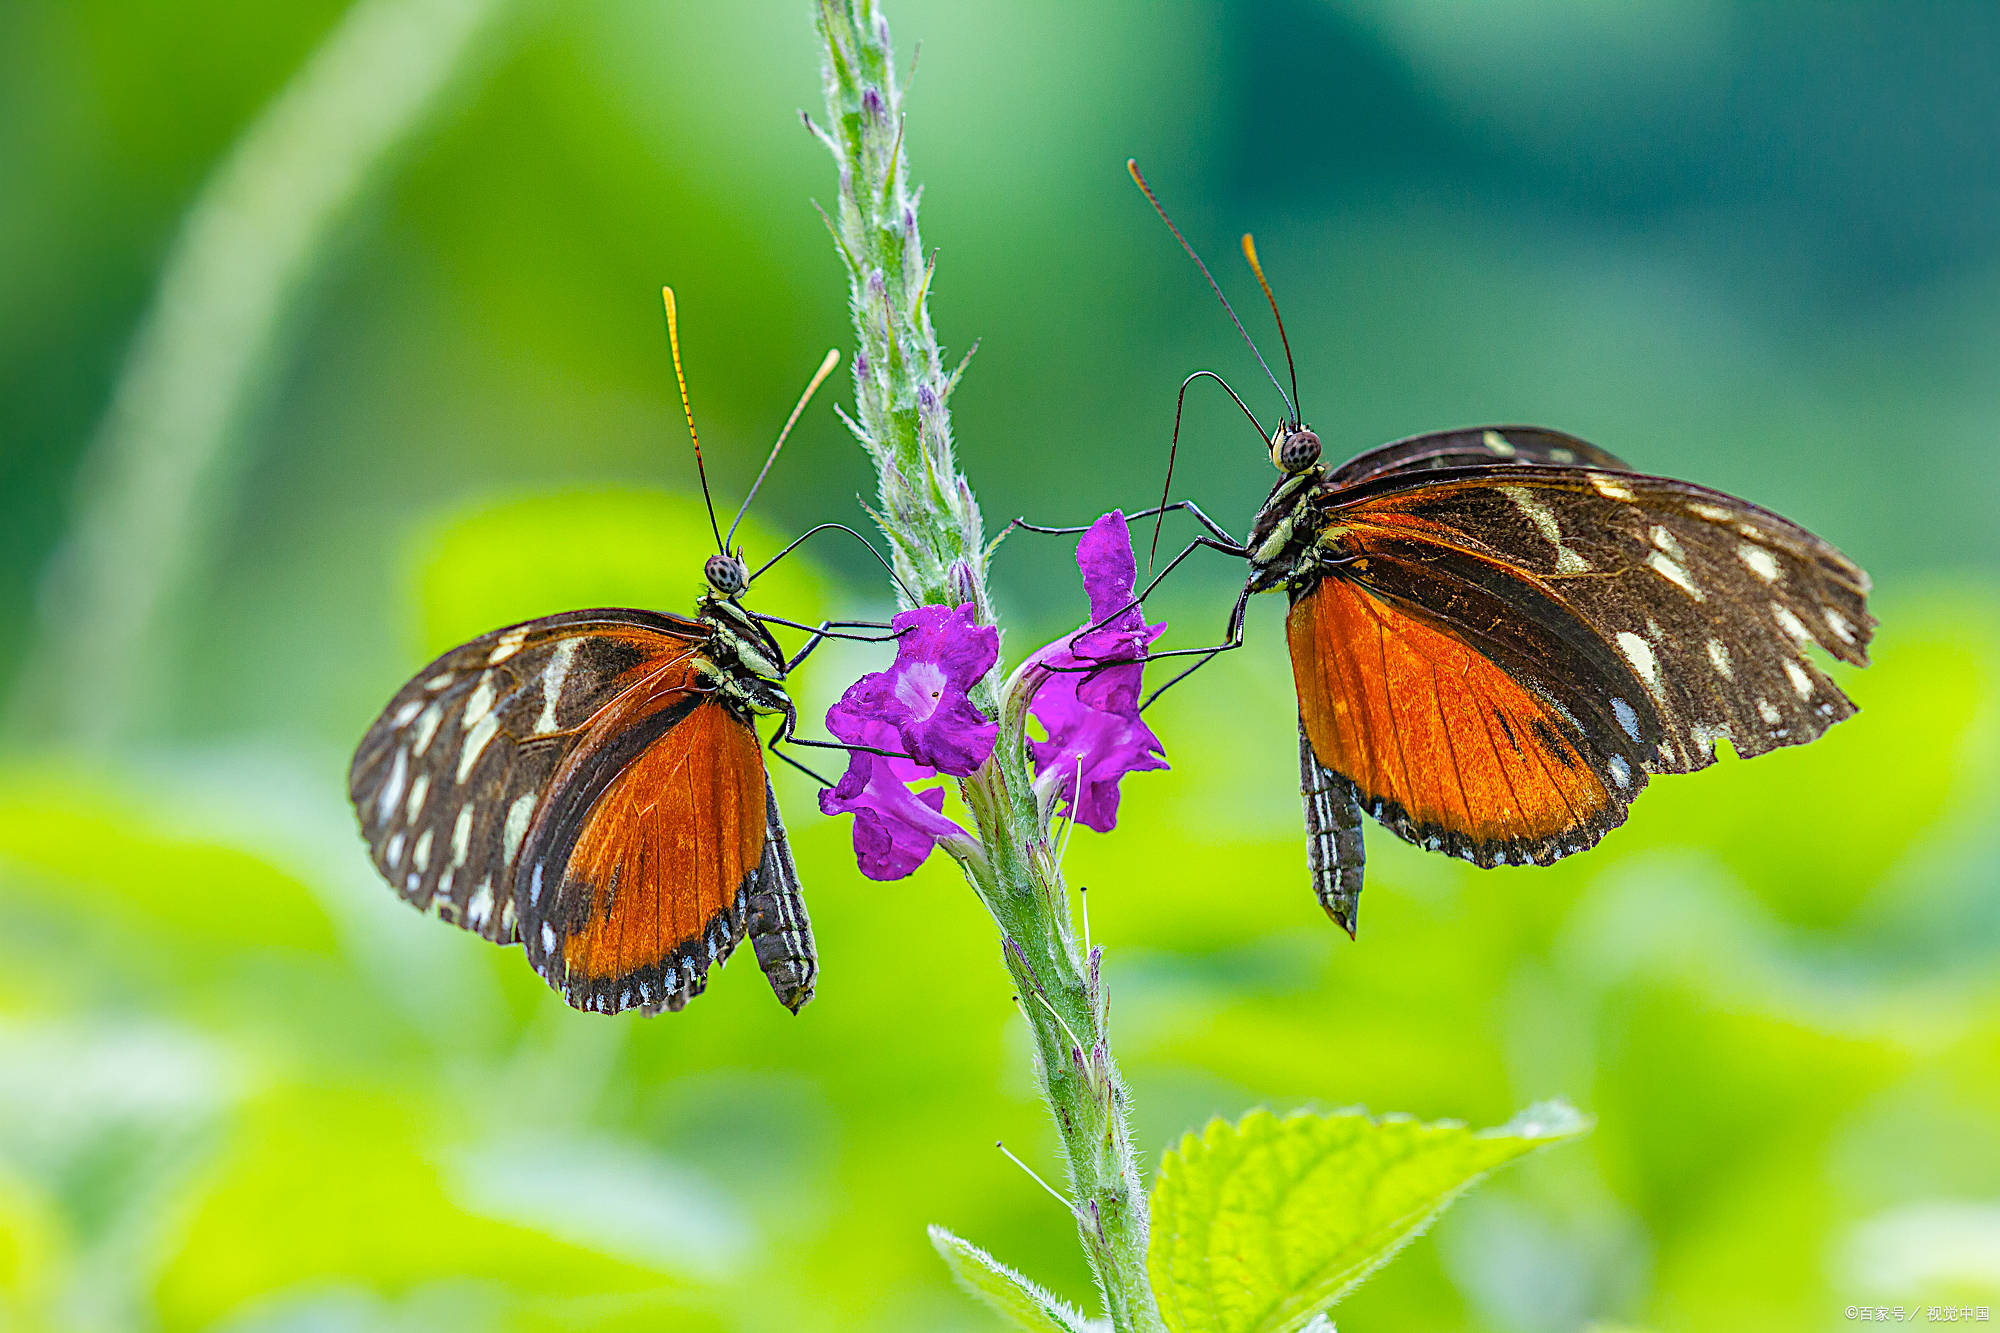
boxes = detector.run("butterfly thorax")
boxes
[1245,464,1343,596]
[692,593,791,717]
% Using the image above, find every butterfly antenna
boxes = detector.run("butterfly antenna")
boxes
[1241,234,1300,424]
[661,287,726,556]
[1127,159,1295,423]
[726,347,840,551]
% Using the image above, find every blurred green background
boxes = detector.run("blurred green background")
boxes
[3,0,1997,1329]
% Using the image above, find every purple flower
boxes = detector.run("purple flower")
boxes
[1021,512,1169,832]
[819,710,967,881]
[818,603,998,880]
[832,603,997,775]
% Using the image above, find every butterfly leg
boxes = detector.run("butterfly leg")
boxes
[752,616,905,674]
[1137,585,1253,710]
[1056,535,1247,648]
[766,702,915,790]
[1299,718,1365,938]
[745,773,817,1013]
[1002,500,1243,549]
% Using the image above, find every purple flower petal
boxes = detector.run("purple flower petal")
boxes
[1022,511,1170,832]
[843,603,998,777]
[819,705,967,882]
[815,603,996,881]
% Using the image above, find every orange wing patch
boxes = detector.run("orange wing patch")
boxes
[556,699,766,1004]
[1287,577,1615,866]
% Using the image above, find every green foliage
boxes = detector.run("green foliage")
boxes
[929,1226,1098,1333]
[1147,1105,1588,1333]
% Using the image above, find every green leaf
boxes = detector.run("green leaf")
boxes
[928,1225,1096,1333]
[1148,1102,1588,1333]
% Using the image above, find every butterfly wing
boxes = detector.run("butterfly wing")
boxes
[1323,425,1631,489]
[514,667,791,1015]
[1287,464,1872,877]
[348,609,709,943]
[350,607,815,1017]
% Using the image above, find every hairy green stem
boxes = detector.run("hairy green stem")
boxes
[810,3,1163,1329]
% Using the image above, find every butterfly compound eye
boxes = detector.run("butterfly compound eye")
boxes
[1276,428,1321,473]
[704,554,748,596]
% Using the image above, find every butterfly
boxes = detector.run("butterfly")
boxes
[1121,163,1875,936]
[349,289,886,1016]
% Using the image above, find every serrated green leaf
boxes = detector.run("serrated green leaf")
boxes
[1148,1102,1588,1333]
[928,1225,1095,1333]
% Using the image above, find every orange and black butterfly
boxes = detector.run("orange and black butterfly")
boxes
[1120,164,1874,935]
[350,290,887,1015]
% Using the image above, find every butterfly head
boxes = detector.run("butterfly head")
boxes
[704,552,751,599]
[1271,422,1322,474]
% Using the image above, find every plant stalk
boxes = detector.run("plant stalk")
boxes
[810,3,1164,1328]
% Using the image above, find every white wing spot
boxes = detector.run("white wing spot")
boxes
[1739,544,1781,582]
[375,749,409,824]
[530,862,545,907]
[1647,551,1703,600]
[1616,632,1661,688]
[1502,485,1591,573]
[1612,697,1642,742]
[1825,607,1855,644]
[458,714,499,783]
[391,699,422,727]
[467,879,495,928]
[384,831,406,867]
[1481,428,1516,458]
[1772,604,1812,645]
[424,672,454,690]
[1589,473,1636,501]
[412,828,433,873]
[1549,448,1575,463]
[1607,755,1632,790]
[1784,660,1814,697]
[1689,502,1732,522]
[1706,639,1734,678]
[540,922,558,957]
[403,772,430,823]
[487,626,530,664]
[1649,524,1685,561]
[451,804,475,867]
[1690,722,1729,755]
[1758,698,1782,724]
[410,704,444,756]
[502,792,536,864]
[463,674,496,729]
[534,638,580,736]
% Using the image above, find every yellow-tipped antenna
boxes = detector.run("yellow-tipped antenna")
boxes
[661,286,726,555]
[726,347,841,551]
[1241,234,1301,423]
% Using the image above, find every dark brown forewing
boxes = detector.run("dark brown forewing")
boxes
[347,608,708,943]
[1325,466,1873,776]
[1324,426,1630,489]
